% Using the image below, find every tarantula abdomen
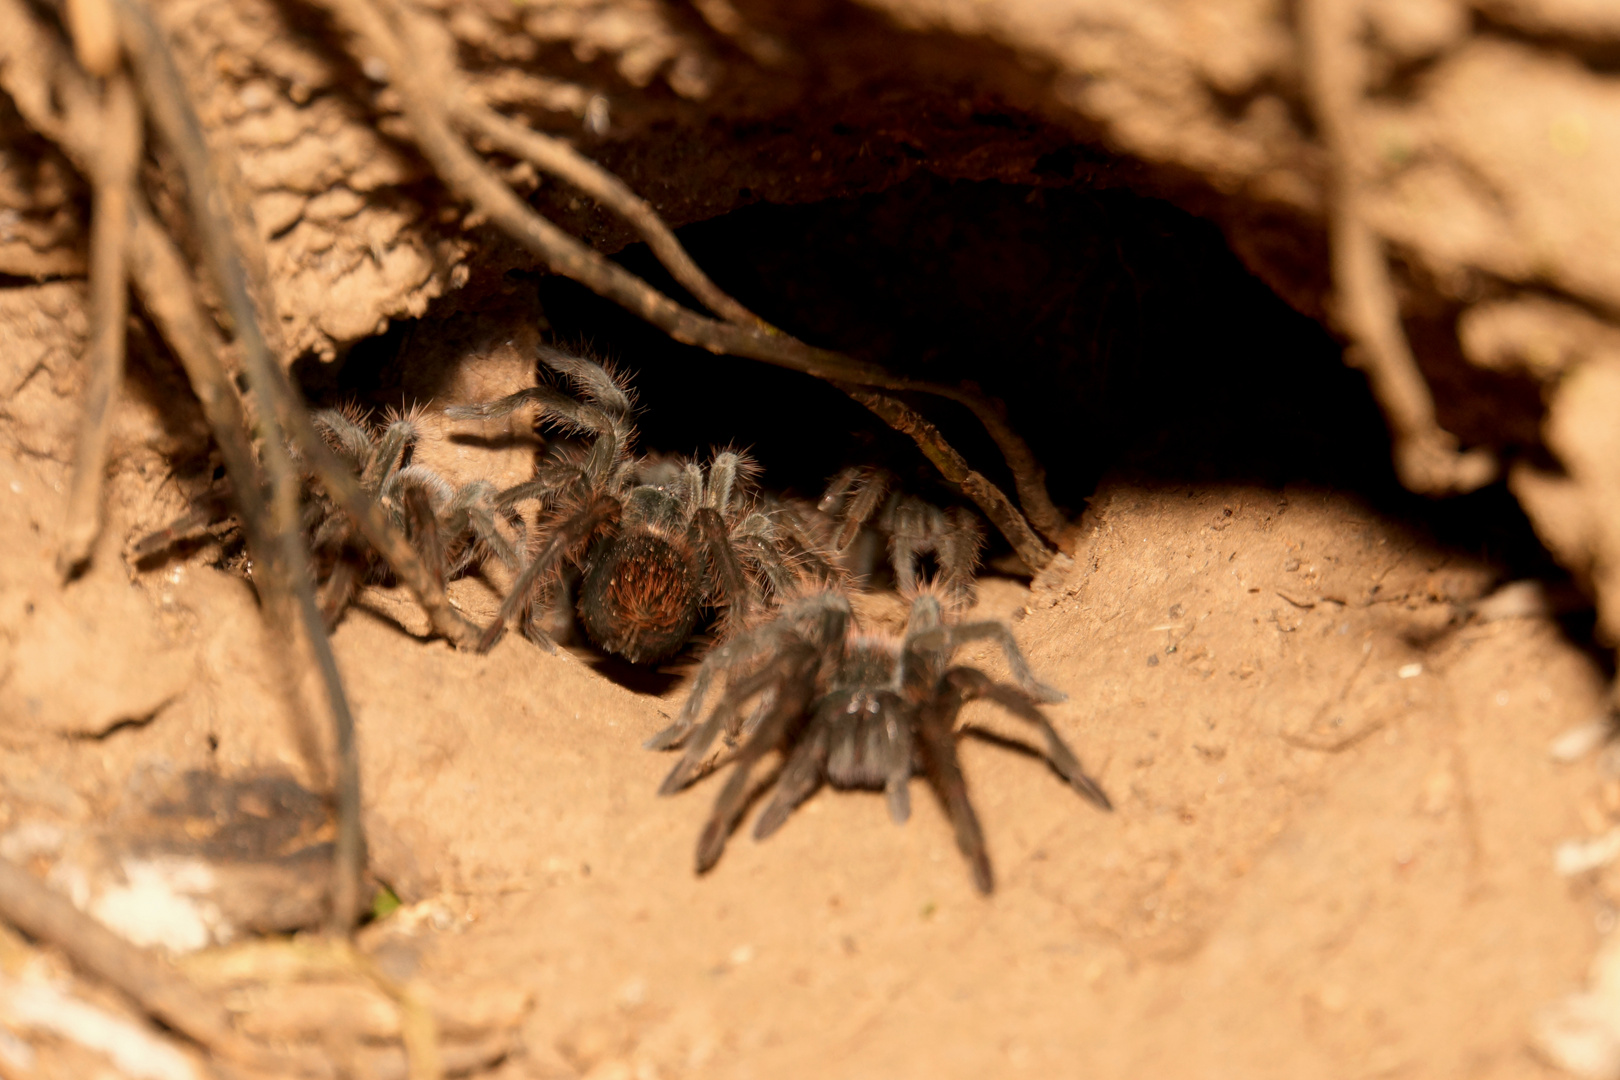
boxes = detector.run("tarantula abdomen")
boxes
[578,530,703,664]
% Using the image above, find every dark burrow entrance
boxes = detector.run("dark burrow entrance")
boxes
[295,170,1601,676]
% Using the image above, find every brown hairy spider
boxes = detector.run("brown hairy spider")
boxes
[448,345,837,663]
[820,466,986,608]
[648,588,1111,893]
[301,407,518,623]
[135,406,516,627]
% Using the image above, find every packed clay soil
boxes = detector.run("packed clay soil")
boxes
[1,360,1615,1077]
[5,0,1620,1076]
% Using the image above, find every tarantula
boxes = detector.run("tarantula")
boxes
[135,406,515,626]
[819,467,985,608]
[447,345,837,663]
[648,589,1111,893]
[300,407,518,622]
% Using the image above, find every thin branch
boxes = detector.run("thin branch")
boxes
[58,71,141,577]
[0,0,276,563]
[841,387,1053,572]
[450,99,772,333]
[1299,0,1496,495]
[109,0,368,934]
[0,856,298,1074]
[318,0,1062,555]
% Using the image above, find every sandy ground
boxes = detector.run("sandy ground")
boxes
[1,362,1612,1076]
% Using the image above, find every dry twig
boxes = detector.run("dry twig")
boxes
[109,0,371,933]
[57,71,139,577]
[0,857,296,1075]
[1299,0,1496,495]
[319,0,1064,557]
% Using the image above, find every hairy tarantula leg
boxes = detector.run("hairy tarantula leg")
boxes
[915,687,994,895]
[818,466,860,514]
[402,485,446,590]
[907,620,1066,704]
[312,408,373,472]
[494,476,570,510]
[130,489,235,558]
[883,715,915,825]
[920,693,991,893]
[888,521,923,596]
[693,505,753,634]
[645,630,769,751]
[936,507,986,605]
[657,655,790,795]
[695,643,821,873]
[946,667,1112,811]
[456,492,521,570]
[479,502,613,652]
[317,558,361,630]
[753,722,830,841]
[444,385,593,427]
[826,467,893,550]
[537,345,633,418]
[367,418,418,490]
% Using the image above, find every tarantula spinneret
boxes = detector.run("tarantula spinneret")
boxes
[649,589,1111,894]
[447,345,832,663]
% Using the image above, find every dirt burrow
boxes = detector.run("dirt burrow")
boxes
[4,0,1620,1075]
[1,368,1611,1075]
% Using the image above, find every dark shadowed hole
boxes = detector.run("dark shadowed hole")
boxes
[298,172,1602,678]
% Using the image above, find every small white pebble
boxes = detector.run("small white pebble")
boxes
[1550,717,1613,763]
[1557,828,1620,876]
[361,55,389,82]
[1496,691,1511,706]
[585,96,610,135]
[729,944,754,966]
[1397,663,1422,679]
[7,481,19,494]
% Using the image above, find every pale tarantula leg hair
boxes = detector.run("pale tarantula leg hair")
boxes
[389,464,454,515]
[367,417,420,490]
[706,450,751,514]
[906,620,1065,704]
[733,522,801,597]
[914,683,994,894]
[693,506,754,635]
[402,485,447,592]
[946,667,1111,810]
[818,466,860,514]
[443,480,520,571]
[444,384,601,432]
[694,643,822,873]
[823,466,893,550]
[312,408,374,472]
[657,655,790,795]
[648,591,852,752]
[752,719,831,840]
[758,499,846,589]
[881,707,915,825]
[936,507,986,605]
[537,344,633,418]
[478,501,615,652]
[494,474,576,511]
[887,498,932,596]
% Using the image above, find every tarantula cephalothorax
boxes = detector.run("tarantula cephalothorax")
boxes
[648,589,1111,893]
[447,345,834,663]
[819,467,986,608]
